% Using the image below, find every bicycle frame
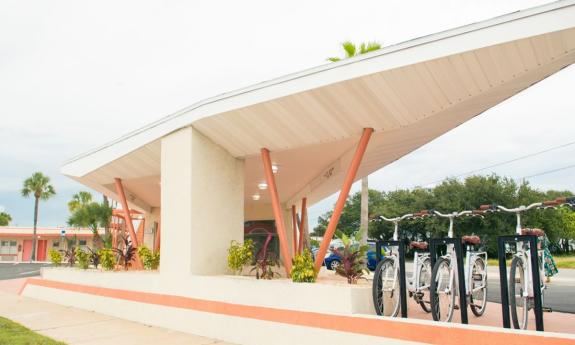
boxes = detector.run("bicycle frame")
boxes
[375,215,430,298]
[497,203,546,298]
[434,211,487,298]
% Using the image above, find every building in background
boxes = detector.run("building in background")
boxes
[0,227,99,262]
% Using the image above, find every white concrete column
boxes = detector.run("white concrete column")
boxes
[161,126,244,276]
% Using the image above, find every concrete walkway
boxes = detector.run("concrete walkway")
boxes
[0,279,234,345]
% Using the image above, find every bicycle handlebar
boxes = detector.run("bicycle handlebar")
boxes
[497,202,542,213]
[372,213,413,223]
[434,210,475,218]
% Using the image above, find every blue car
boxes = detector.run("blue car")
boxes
[323,243,380,271]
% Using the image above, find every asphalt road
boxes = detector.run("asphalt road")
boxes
[0,263,52,281]
[485,266,575,314]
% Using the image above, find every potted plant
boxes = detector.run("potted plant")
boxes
[227,239,254,275]
[291,249,316,283]
[250,234,279,279]
[332,232,370,284]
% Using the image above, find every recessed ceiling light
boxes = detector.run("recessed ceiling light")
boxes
[271,164,279,174]
[258,182,268,190]
[252,194,260,201]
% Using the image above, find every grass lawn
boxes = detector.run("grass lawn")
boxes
[487,255,575,269]
[0,316,66,345]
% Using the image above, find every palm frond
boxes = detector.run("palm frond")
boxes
[327,57,341,62]
[362,41,382,54]
[341,41,356,58]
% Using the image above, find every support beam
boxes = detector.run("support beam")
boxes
[114,178,143,268]
[314,128,373,271]
[298,197,307,254]
[261,148,292,276]
[291,205,298,255]
[153,220,161,254]
[136,218,145,246]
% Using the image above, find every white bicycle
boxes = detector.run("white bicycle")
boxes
[480,196,574,329]
[429,210,488,322]
[372,212,432,317]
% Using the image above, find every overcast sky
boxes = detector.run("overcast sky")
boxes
[1,0,574,228]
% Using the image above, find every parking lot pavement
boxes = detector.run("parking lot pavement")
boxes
[0,262,52,280]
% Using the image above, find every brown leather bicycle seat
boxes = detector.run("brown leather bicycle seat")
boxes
[461,235,481,245]
[410,241,428,250]
[521,228,545,237]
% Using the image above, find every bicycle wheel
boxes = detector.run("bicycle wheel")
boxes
[469,256,488,317]
[430,257,456,322]
[417,257,432,313]
[372,257,400,317]
[510,256,529,329]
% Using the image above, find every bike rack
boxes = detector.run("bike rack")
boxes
[374,239,408,318]
[497,235,544,331]
[429,237,469,324]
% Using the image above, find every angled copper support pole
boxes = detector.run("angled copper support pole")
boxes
[298,197,307,254]
[136,218,145,246]
[114,178,143,268]
[153,220,161,253]
[314,128,373,271]
[261,148,292,276]
[291,205,298,255]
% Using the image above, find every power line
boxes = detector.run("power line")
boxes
[519,163,575,180]
[421,139,575,187]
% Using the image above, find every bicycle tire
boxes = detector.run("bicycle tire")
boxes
[510,256,529,329]
[430,257,456,322]
[469,256,488,317]
[417,257,432,313]
[372,257,400,317]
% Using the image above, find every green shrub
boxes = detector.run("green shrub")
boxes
[291,249,317,283]
[227,239,254,274]
[137,246,160,270]
[99,248,116,271]
[48,249,62,266]
[75,250,90,269]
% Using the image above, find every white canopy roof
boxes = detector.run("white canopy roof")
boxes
[62,0,575,212]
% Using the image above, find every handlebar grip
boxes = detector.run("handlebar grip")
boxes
[555,197,567,204]
[543,200,559,206]
[479,204,493,210]
[413,210,429,217]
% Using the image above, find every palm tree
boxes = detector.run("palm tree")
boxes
[328,41,382,244]
[327,41,382,62]
[0,212,12,226]
[68,191,93,212]
[21,172,56,261]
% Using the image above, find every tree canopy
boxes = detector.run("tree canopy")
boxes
[21,172,56,200]
[313,175,574,255]
[68,191,93,213]
[0,212,12,226]
[67,201,112,233]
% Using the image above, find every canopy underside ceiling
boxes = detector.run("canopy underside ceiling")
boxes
[60,1,575,211]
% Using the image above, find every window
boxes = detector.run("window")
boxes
[0,240,17,255]
[52,241,60,248]
[79,240,87,246]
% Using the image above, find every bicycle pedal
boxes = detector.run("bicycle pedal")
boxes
[543,307,552,313]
